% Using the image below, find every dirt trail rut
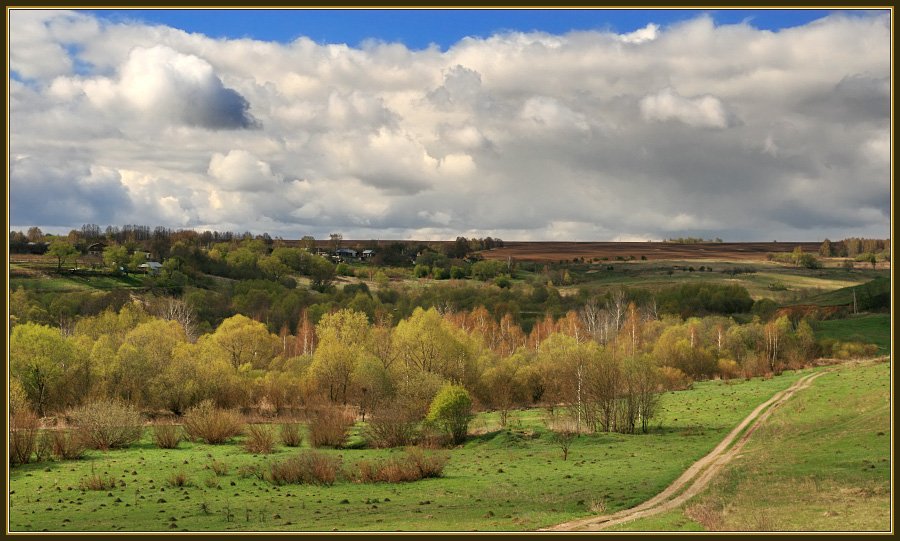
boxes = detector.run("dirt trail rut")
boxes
[541,372,825,531]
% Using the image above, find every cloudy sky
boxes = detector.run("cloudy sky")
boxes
[8,9,891,241]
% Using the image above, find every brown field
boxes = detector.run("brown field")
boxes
[476,241,824,263]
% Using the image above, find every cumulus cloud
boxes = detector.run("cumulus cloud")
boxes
[640,87,732,129]
[208,150,282,191]
[8,10,891,242]
[81,45,257,129]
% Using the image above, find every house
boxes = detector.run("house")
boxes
[335,248,358,259]
[138,261,163,275]
[361,249,375,259]
[87,242,106,256]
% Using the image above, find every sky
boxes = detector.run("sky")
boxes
[8,8,892,241]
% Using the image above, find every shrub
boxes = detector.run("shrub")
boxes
[363,403,420,448]
[266,451,342,486]
[153,423,182,449]
[69,399,143,451]
[35,431,54,463]
[308,406,354,448]
[183,400,245,444]
[349,459,381,484]
[9,411,39,466]
[168,470,190,487]
[81,466,117,491]
[375,456,421,483]
[237,463,263,479]
[210,459,229,476]
[347,448,447,484]
[425,384,472,445]
[403,447,448,479]
[657,366,693,391]
[51,430,86,460]
[243,424,276,454]
[279,423,303,447]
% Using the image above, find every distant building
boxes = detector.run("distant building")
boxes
[138,261,163,275]
[335,248,358,258]
[361,249,375,259]
[87,242,106,256]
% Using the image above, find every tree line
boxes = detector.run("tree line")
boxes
[11,289,830,441]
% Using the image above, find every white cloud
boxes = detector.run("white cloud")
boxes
[640,87,731,129]
[8,10,891,241]
[620,23,659,44]
[208,150,282,191]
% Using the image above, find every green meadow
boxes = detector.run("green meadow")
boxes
[613,359,891,532]
[10,370,807,532]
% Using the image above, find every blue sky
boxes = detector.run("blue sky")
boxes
[87,9,856,50]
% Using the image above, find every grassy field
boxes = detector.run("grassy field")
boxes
[10,371,809,532]
[612,359,891,531]
[532,259,885,303]
[803,276,891,307]
[9,265,149,292]
[814,314,891,353]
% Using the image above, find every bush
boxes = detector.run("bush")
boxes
[347,448,447,483]
[425,384,472,445]
[363,403,420,448]
[279,423,303,447]
[81,466,117,491]
[9,411,39,466]
[243,424,276,454]
[308,406,355,448]
[210,459,229,476]
[51,430,87,460]
[183,400,245,444]
[267,451,342,486]
[69,399,143,451]
[168,470,190,487]
[657,366,693,391]
[153,423,182,449]
[35,431,54,463]
[404,447,448,479]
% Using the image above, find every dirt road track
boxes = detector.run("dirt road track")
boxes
[541,372,825,531]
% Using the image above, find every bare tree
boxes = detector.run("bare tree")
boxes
[156,298,198,342]
[579,299,603,342]
[607,289,627,335]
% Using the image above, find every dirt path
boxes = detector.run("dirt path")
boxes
[541,372,825,531]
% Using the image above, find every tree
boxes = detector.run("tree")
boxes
[26,226,44,242]
[329,233,343,251]
[301,235,317,251]
[258,255,291,279]
[10,323,76,415]
[213,314,280,370]
[479,358,525,427]
[307,255,336,291]
[103,244,130,273]
[426,384,473,445]
[46,239,78,272]
[310,309,372,404]
[114,319,187,408]
[819,239,833,257]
